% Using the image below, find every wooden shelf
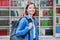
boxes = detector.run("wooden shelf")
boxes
[56,6,60,8]
[39,36,54,38]
[0,26,9,28]
[40,26,53,29]
[0,36,10,39]
[40,6,53,9]
[56,4,60,6]
[11,6,24,9]
[40,16,53,18]
[56,23,60,25]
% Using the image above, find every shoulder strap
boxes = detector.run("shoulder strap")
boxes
[24,17,29,22]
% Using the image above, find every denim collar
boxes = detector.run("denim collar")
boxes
[25,15,35,20]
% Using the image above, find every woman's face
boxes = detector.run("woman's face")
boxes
[27,4,35,15]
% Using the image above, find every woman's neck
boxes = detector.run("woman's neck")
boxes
[28,15,33,19]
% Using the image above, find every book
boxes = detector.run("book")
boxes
[13,1,16,6]
[0,20,9,26]
[16,0,21,6]
[56,25,60,33]
[48,20,53,26]
[10,0,13,6]
[56,0,58,4]
[1,0,9,6]
[40,10,43,17]
[0,0,2,6]
[43,10,47,16]
[40,20,48,26]
[40,29,45,35]
[0,11,9,16]
[0,29,8,36]
[35,10,39,16]
[11,10,18,16]
[48,10,53,16]
[21,0,26,7]
[56,8,60,14]
[47,0,53,6]
[45,29,53,35]
[56,17,59,23]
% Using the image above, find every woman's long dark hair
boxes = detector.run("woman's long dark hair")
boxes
[25,2,36,16]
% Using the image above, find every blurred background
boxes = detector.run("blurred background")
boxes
[0,0,60,40]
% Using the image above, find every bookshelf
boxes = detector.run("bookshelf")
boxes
[0,0,60,40]
[39,0,54,38]
[0,0,10,39]
[55,0,60,37]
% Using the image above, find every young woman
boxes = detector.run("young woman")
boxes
[16,3,38,40]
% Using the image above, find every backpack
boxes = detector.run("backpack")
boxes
[10,17,31,40]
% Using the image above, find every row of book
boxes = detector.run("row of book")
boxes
[56,8,60,14]
[0,20,9,26]
[0,0,25,7]
[56,0,60,4]
[0,0,9,6]
[0,29,9,36]
[40,28,53,35]
[40,20,53,26]
[40,0,53,6]
[0,11,9,16]
[10,0,21,6]
[56,17,60,23]
[40,9,53,16]
[56,25,60,33]
[0,0,53,6]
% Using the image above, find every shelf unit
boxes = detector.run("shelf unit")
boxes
[39,0,54,38]
[0,0,60,40]
[54,0,60,37]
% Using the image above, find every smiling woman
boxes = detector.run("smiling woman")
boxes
[16,2,38,40]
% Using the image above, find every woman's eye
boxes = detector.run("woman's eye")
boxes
[29,7,35,9]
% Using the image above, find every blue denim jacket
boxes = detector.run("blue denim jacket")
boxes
[16,15,38,40]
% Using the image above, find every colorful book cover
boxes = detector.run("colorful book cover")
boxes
[0,29,8,36]
[56,8,60,13]
[45,29,53,35]
[56,17,59,23]
[56,25,60,33]
[0,11,9,16]
[47,0,53,6]
[48,20,53,26]
[56,0,58,4]
[16,0,21,6]
[13,1,16,6]
[40,20,48,26]
[35,10,39,16]
[43,10,47,16]
[48,10,53,16]
[0,20,9,26]
[0,0,2,6]
[11,10,16,16]
[40,10,43,17]
[1,0,9,6]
